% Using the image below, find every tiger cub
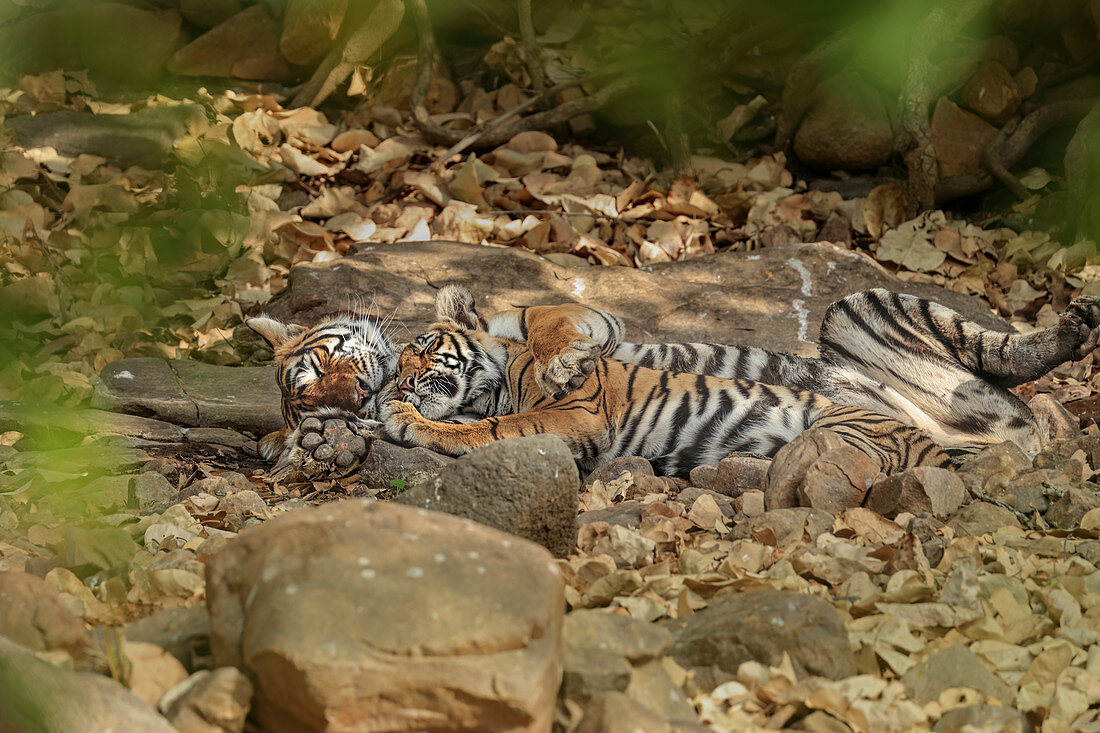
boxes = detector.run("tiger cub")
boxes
[383,285,950,477]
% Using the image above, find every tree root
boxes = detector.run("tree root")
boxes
[408,0,632,148]
[516,0,544,95]
[290,0,405,109]
[968,489,1036,531]
[896,0,996,215]
[936,99,1096,202]
[436,78,584,165]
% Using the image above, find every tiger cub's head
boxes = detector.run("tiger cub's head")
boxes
[247,313,398,457]
[393,285,507,420]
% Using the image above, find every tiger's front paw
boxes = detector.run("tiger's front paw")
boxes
[1062,295,1100,359]
[535,337,601,400]
[387,400,424,425]
[384,400,442,449]
[271,411,377,482]
[385,400,428,438]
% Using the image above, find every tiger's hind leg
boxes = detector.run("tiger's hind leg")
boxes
[764,404,951,510]
[820,290,1100,390]
[487,304,624,400]
[816,289,1100,451]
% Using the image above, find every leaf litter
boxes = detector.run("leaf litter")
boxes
[4,51,1100,732]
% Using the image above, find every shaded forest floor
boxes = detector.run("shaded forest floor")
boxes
[4,65,1100,732]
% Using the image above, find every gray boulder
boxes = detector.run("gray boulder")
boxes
[396,434,579,556]
[666,589,856,684]
[160,667,253,733]
[0,571,89,660]
[864,466,966,520]
[947,501,1023,537]
[563,609,673,664]
[901,645,1012,704]
[360,439,453,492]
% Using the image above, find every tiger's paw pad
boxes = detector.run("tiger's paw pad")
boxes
[536,337,601,400]
[1063,296,1100,359]
[272,412,376,482]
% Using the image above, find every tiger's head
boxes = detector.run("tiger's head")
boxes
[393,285,509,421]
[247,313,398,458]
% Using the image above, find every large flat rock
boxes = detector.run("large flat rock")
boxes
[92,241,1008,435]
[264,240,1009,356]
[92,358,281,435]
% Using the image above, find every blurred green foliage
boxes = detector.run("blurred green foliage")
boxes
[0,99,263,525]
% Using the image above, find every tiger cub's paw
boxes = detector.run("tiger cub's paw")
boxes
[385,400,443,448]
[387,400,423,424]
[385,400,427,435]
[271,411,377,482]
[1061,295,1100,359]
[535,336,601,400]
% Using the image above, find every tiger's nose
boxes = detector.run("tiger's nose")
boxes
[399,376,414,391]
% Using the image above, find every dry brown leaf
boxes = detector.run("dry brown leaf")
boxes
[278,145,338,177]
[687,494,728,533]
[1003,279,1047,314]
[875,211,948,272]
[574,235,631,266]
[232,110,282,154]
[273,107,337,147]
[864,183,906,240]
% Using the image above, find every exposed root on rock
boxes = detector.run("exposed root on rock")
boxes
[290,0,406,109]
[896,0,997,215]
[938,99,1097,203]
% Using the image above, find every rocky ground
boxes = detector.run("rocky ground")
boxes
[5,242,1100,731]
[7,56,1100,733]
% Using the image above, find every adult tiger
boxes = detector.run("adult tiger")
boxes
[248,286,1100,476]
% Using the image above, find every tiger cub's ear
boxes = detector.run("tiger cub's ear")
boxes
[247,316,307,350]
[435,285,484,330]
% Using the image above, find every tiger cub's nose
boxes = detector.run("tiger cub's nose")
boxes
[399,376,415,391]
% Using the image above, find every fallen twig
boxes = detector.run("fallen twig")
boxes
[968,488,1035,530]
[435,78,585,166]
[938,99,1095,202]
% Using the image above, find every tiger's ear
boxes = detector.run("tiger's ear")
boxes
[247,316,306,349]
[435,285,483,330]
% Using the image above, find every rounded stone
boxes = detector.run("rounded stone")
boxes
[206,501,565,732]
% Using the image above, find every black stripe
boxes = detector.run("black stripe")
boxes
[678,390,733,469]
[914,297,964,366]
[733,348,748,379]
[716,400,770,455]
